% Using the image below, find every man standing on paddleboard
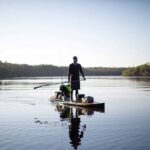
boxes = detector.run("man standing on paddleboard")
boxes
[68,56,86,101]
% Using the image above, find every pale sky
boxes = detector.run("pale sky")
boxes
[0,0,150,67]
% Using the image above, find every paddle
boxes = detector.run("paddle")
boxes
[33,79,85,89]
[33,81,68,89]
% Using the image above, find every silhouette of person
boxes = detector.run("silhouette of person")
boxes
[68,56,86,101]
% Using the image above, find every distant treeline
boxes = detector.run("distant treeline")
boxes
[0,61,126,78]
[122,64,150,76]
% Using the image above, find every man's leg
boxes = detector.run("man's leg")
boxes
[75,89,79,101]
[70,90,73,101]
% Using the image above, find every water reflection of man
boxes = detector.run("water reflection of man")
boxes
[69,108,86,150]
[57,106,86,150]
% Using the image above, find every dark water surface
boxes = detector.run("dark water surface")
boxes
[0,77,150,150]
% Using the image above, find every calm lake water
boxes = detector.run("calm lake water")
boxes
[0,76,150,150]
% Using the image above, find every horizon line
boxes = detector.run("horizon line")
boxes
[1,60,148,68]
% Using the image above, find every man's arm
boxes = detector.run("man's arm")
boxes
[79,64,86,80]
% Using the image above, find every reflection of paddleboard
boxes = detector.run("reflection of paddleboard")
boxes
[50,97,105,112]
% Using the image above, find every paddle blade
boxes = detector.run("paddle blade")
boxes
[33,86,41,89]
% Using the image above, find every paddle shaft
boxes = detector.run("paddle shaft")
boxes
[34,81,68,89]
[33,79,85,89]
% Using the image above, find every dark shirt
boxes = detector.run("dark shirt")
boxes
[68,63,85,81]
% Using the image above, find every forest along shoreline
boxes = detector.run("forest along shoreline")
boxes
[0,60,150,78]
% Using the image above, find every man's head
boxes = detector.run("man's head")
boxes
[73,56,78,63]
